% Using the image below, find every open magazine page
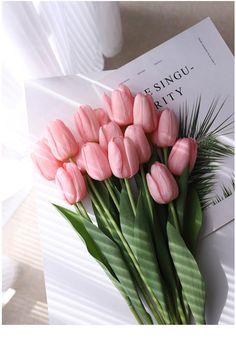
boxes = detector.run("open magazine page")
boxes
[96,17,234,214]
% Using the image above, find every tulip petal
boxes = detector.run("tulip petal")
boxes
[108,138,124,178]
[102,93,113,121]
[31,139,62,180]
[146,173,165,204]
[124,137,139,177]
[82,143,111,181]
[46,120,79,161]
[94,108,109,126]
[56,167,77,204]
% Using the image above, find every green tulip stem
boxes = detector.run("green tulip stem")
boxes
[105,180,120,211]
[87,176,166,324]
[124,178,136,216]
[75,202,92,222]
[169,202,181,237]
[140,165,153,221]
[74,203,83,215]
[163,148,168,165]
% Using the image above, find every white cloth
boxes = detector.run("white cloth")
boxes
[2,1,122,224]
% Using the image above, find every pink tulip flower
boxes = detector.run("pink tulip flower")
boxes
[31,139,62,180]
[146,162,179,204]
[99,121,123,152]
[94,108,109,127]
[108,136,139,178]
[74,150,86,174]
[151,108,179,147]
[168,138,198,176]
[74,105,100,142]
[56,163,87,205]
[103,85,134,126]
[82,142,112,181]
[125,125,151,164]
[133,93,158,133]
[45,119,79,161]
[152,108,179,147]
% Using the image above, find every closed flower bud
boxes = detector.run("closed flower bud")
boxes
[108,136,139,178]
[146,162,179,204]
[74,105,100,142]
[99,121,123,152]
[103,84,134,126]
[31,139,62,180]
[74,149,86,174]
[82,142,112,181]
[151,108,179,147]
[168,138,198,176]
[133,93,158,133]
[94,108,109,127]
[56,163,87,205]
[45,119,79,161]
[125,125,151,164]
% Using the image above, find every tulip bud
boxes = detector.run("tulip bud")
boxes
[45,119,79,161]
[168,138,198,176]
[94,108,109,127]
[56,163,87,205]
[74,105,100,142]
[146,162,179,204]
[74,150,86,174]
[125,125,151,164]
[99,121,123,152]
[108,136,139,178]
[82,143,112,181]
[133,93,158,133]
[151,108,179,147]
[103,84,134,126]
[31,139,62,180]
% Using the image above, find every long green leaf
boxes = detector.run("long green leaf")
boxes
[138,172,179,312]
[175,168,189,231]
[120,185,135,250]
[53,203,114,275]
[54,204,152,324]
[81,217,153,324]
[134,191,170,323]
[167,221,205,324]
[183,187,203,255]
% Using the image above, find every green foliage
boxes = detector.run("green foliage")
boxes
[212,177,235,205]
[179,98,234,208]
[53,204,153,324]
[166,222,205,324]
[133,190,170,323]
[183,187,203,255]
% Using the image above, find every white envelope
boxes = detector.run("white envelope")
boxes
[26,18,234,324]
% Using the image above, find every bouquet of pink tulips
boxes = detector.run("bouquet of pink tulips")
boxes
[32,85,233,324]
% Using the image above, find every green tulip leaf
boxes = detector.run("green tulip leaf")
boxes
[166,221,205,324]
[120,184,135,250]
[183,186,203,255]
[133,190,171,323]
[53,203,153,324]
[175,168,189,231]
[138,171,178,308]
